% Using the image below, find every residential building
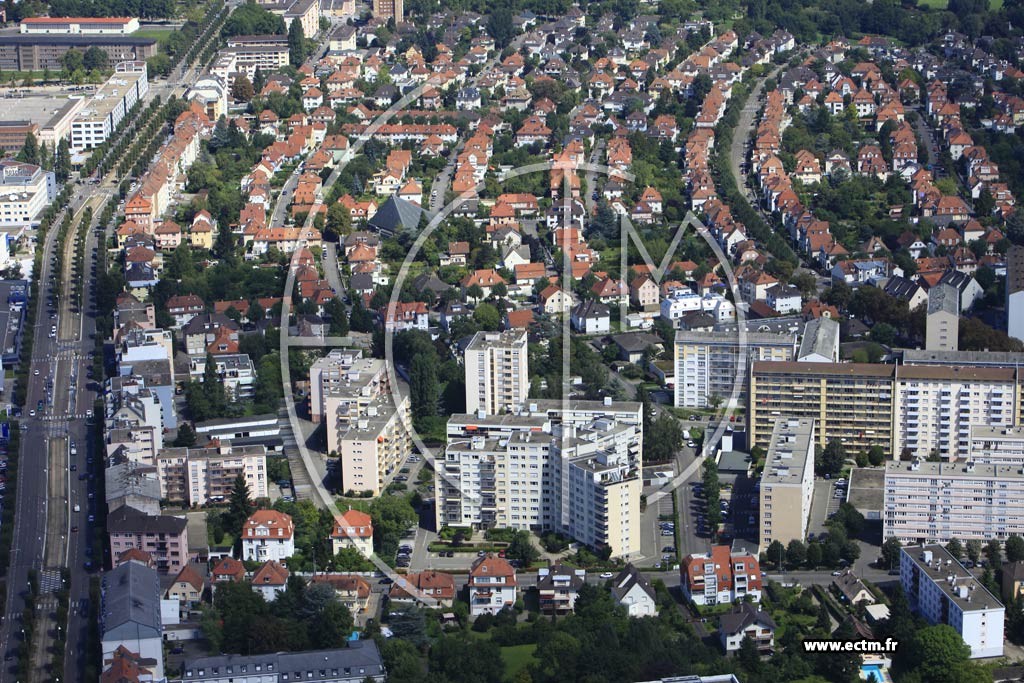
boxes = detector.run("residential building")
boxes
[796,317,840,363]
[468,554,517,616]
[107,507,189,575]
[241,510,295,562]
[101,560,164,680]
[0,159,57,226]
[309,348,370,424]
[926,282,959,352]
[1002,561,1024,603]
[759,418,816,548]
[900,545,1004,658]
[187,74,229,120]
[330,508,373,556]
[155,443,268,506]
[179,641,385,683]
[832,570,876,605]
[0,34,158,71]
[211,557,245,584]
[674,329,797,409]
[464,330,529,417]
[372,0,404,21]
[70,62,149,152]
[1009,245,1024,343]
[335,396,411,496]
[968,425,1024,465]
[885,460,1024,543]
[20,17,140,34]
[251,560,289,601]
[570,300,610,335]
[610,564,658,617]
[749,361,895,452]
[219,36,290,79]
[389,570,456,606]
[719,603,776,652]
[537,563,586,615]
[680,545,763,606]
[105,460,161,516]
[165,564,205,618]
[310,575,371,613]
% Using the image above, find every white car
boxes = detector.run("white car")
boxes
[599,572,613,579]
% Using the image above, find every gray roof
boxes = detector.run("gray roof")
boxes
[611,332,664,353]
[181,641,385,681]
[101,561,162,643]
[939,269,974,293]
[719,602,776,635]
[572,299,610,320]
[182,312,240,337]
[927,282,960,316]
[884,275,922,302]
[108,506,187,535]
[610,563,656,604]
[367,196,429,236]
[797,317,839,361]
[105,462,161,503]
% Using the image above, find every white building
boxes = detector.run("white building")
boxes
[0,160,56,226]
[759,418,815,548]
[20,17,140,34]
[187,74,229,120]
[468,554,517,616]
[610,564,658,617]
[70,62,149,152]
[155,443,268,507]
[1009,246,1024,344]
[674,329,797,408]
[900,545,1004,658]
[660,290,703,324]
[464,330,529,417]
[796,317,840,363]
[885,459,1024,543]
[241,510,295,562]
[969,425,1024,465]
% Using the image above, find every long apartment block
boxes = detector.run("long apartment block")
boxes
[759,418,815,547]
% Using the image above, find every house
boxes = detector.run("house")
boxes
[468,554,517,616]
[610,564,658,617]
[680,545,762,606]
[461,269,506,301]
[538,285,574,314]
[310,574,372,613]
[165,294,205,329]
[330,508,373,557]
[765,285,801,315]
[719,603,776,653]
[251,560,289,601]
[537,563,586,615]
[630,275,659,309]
[211,556,245,584]
[610,332,664,364]
[165,564,205,618]
[380,301,429,331]
[1002,561,1024,603]
[570,300,610,335]
[884,275,927,310]
[832,570,876,606]
[241,510,295,563]
[390,570,456,607]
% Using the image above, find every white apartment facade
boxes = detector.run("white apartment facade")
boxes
[0,160,56,227]
[464,330,529,416]
[155,443,268,506]
[759,418,815,548]
[70,62,149,152]
[885,460,1024,543]
[336,397,412,496]
[969,425,1024,465]
[901,545,1004,658]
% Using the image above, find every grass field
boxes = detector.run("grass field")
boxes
[500,644,537,677]
[134,28,175,45]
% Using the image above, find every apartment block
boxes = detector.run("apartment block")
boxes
[309,348,369,423]
[464,330,529,416]
[0,159,57,226]
[674,329,797,409]
[438,399,643,558]
[219,36,290,79]
[70,62,149,153]
[107,506,189,575]
[926,282,959,352]
[885,460,1024,543]
[749,361,895,452]
[680,545,762,606]
[372,0,404,22]
[968,425,1024,465]
[468,554,516,616]
[900,545,1004,658]
[0,35,157,71]
[894,365,1020,460]
[241,510,295,562]
[759,418,815,548]
[1008,245,1024,344]
[337,397,412,496]
[155,443,268,506]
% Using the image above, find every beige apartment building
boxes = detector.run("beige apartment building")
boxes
[337,396,412,496]
[969,425,1024,465]
[749,361,895,452]
[759,418,815,548]
[464,330,529,417]
[155,443,268,506]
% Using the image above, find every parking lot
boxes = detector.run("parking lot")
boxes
[807,477,848,539]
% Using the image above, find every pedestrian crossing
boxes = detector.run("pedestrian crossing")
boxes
[40,414,89,422]
[31,351,86,363]
[39,569,63,594]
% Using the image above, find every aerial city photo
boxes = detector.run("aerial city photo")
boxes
[2,0,1024,680]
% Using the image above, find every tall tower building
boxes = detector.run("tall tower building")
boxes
[1008,245,1024,343]
[926,282,959,352]
[464,330,529,417]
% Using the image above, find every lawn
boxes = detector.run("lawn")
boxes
[133,28,174,45]
[500,644,537,677]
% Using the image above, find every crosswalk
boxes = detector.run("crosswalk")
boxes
[40,414,89,422]
[39,569,63,594]
[31,351,86,363]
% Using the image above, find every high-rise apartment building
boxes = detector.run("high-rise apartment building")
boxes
[1008,245,1024,343]
[464,330,529,417]
[926,282,959,352]
[372,0,404,22]
[968,425,1024,465]
[759,418,815,548]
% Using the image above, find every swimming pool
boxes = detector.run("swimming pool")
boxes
[861,664,885,682]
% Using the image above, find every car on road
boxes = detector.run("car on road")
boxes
[661,529,673,536]
[686,441,695,448]
[70,464,76,471]
[662,546,676,553]
[28,410,35,417]
[832,571,843,576]
[379,577,394,584]
[71,526,78,533]
[33,369,39,376]
[599,572,614,579]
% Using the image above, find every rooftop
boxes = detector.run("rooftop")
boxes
[762,418,815,486]
[902,544,1004,613]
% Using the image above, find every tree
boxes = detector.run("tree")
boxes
[231,74,255,102]
[646,413,683,463]
[946,537,964,560]
[1007,535,1024,563]
[881,537,902,570]
[766,540,786,569]
[867,445,886,467]
[173,423,197,447]
[82,45,108,71]
[786,539,807,568]
[817,440,846,477]
[814,602,831,633]
[288,18,306,67]
[60,49,84,77]
[486,8,516,48]
[203,352,227,416]
[966,539,983,564]
[408,354,439,420]
[226,474,255,536]
[905,625,971,683]
[506,530,539,566]
[806,541,823,568]
[17,131,38,166]
[985,538,1002,566]
[325,202,351,240]
[54,138,71,182]
[472,302,501,330]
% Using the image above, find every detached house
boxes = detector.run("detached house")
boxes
[610,564,658,617]
[680,545,762,606]
[241,510,295,563]
[468,554,517,617]
[330,508,373,557]
[537,563,586,615]
[719,603,776,653]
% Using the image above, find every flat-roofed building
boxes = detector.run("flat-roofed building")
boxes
[219,36,290,79]
[465,330,529,417]
[1008,245,1024,343]
[759,418,815,548]
[337,397,412,497]
[926,282,959,352]
[20,17,140,34]
[674,329,797,408]
[749,361,895,452]
[885,459,1024,543]
[70,62,149,152]
[0,159,56,227]
[0,121,38,154]
[155,442,268,506]
[969,425,1024,465]
[900,544,1004,658]
[39,97,87,146]
[0,34,157,71]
